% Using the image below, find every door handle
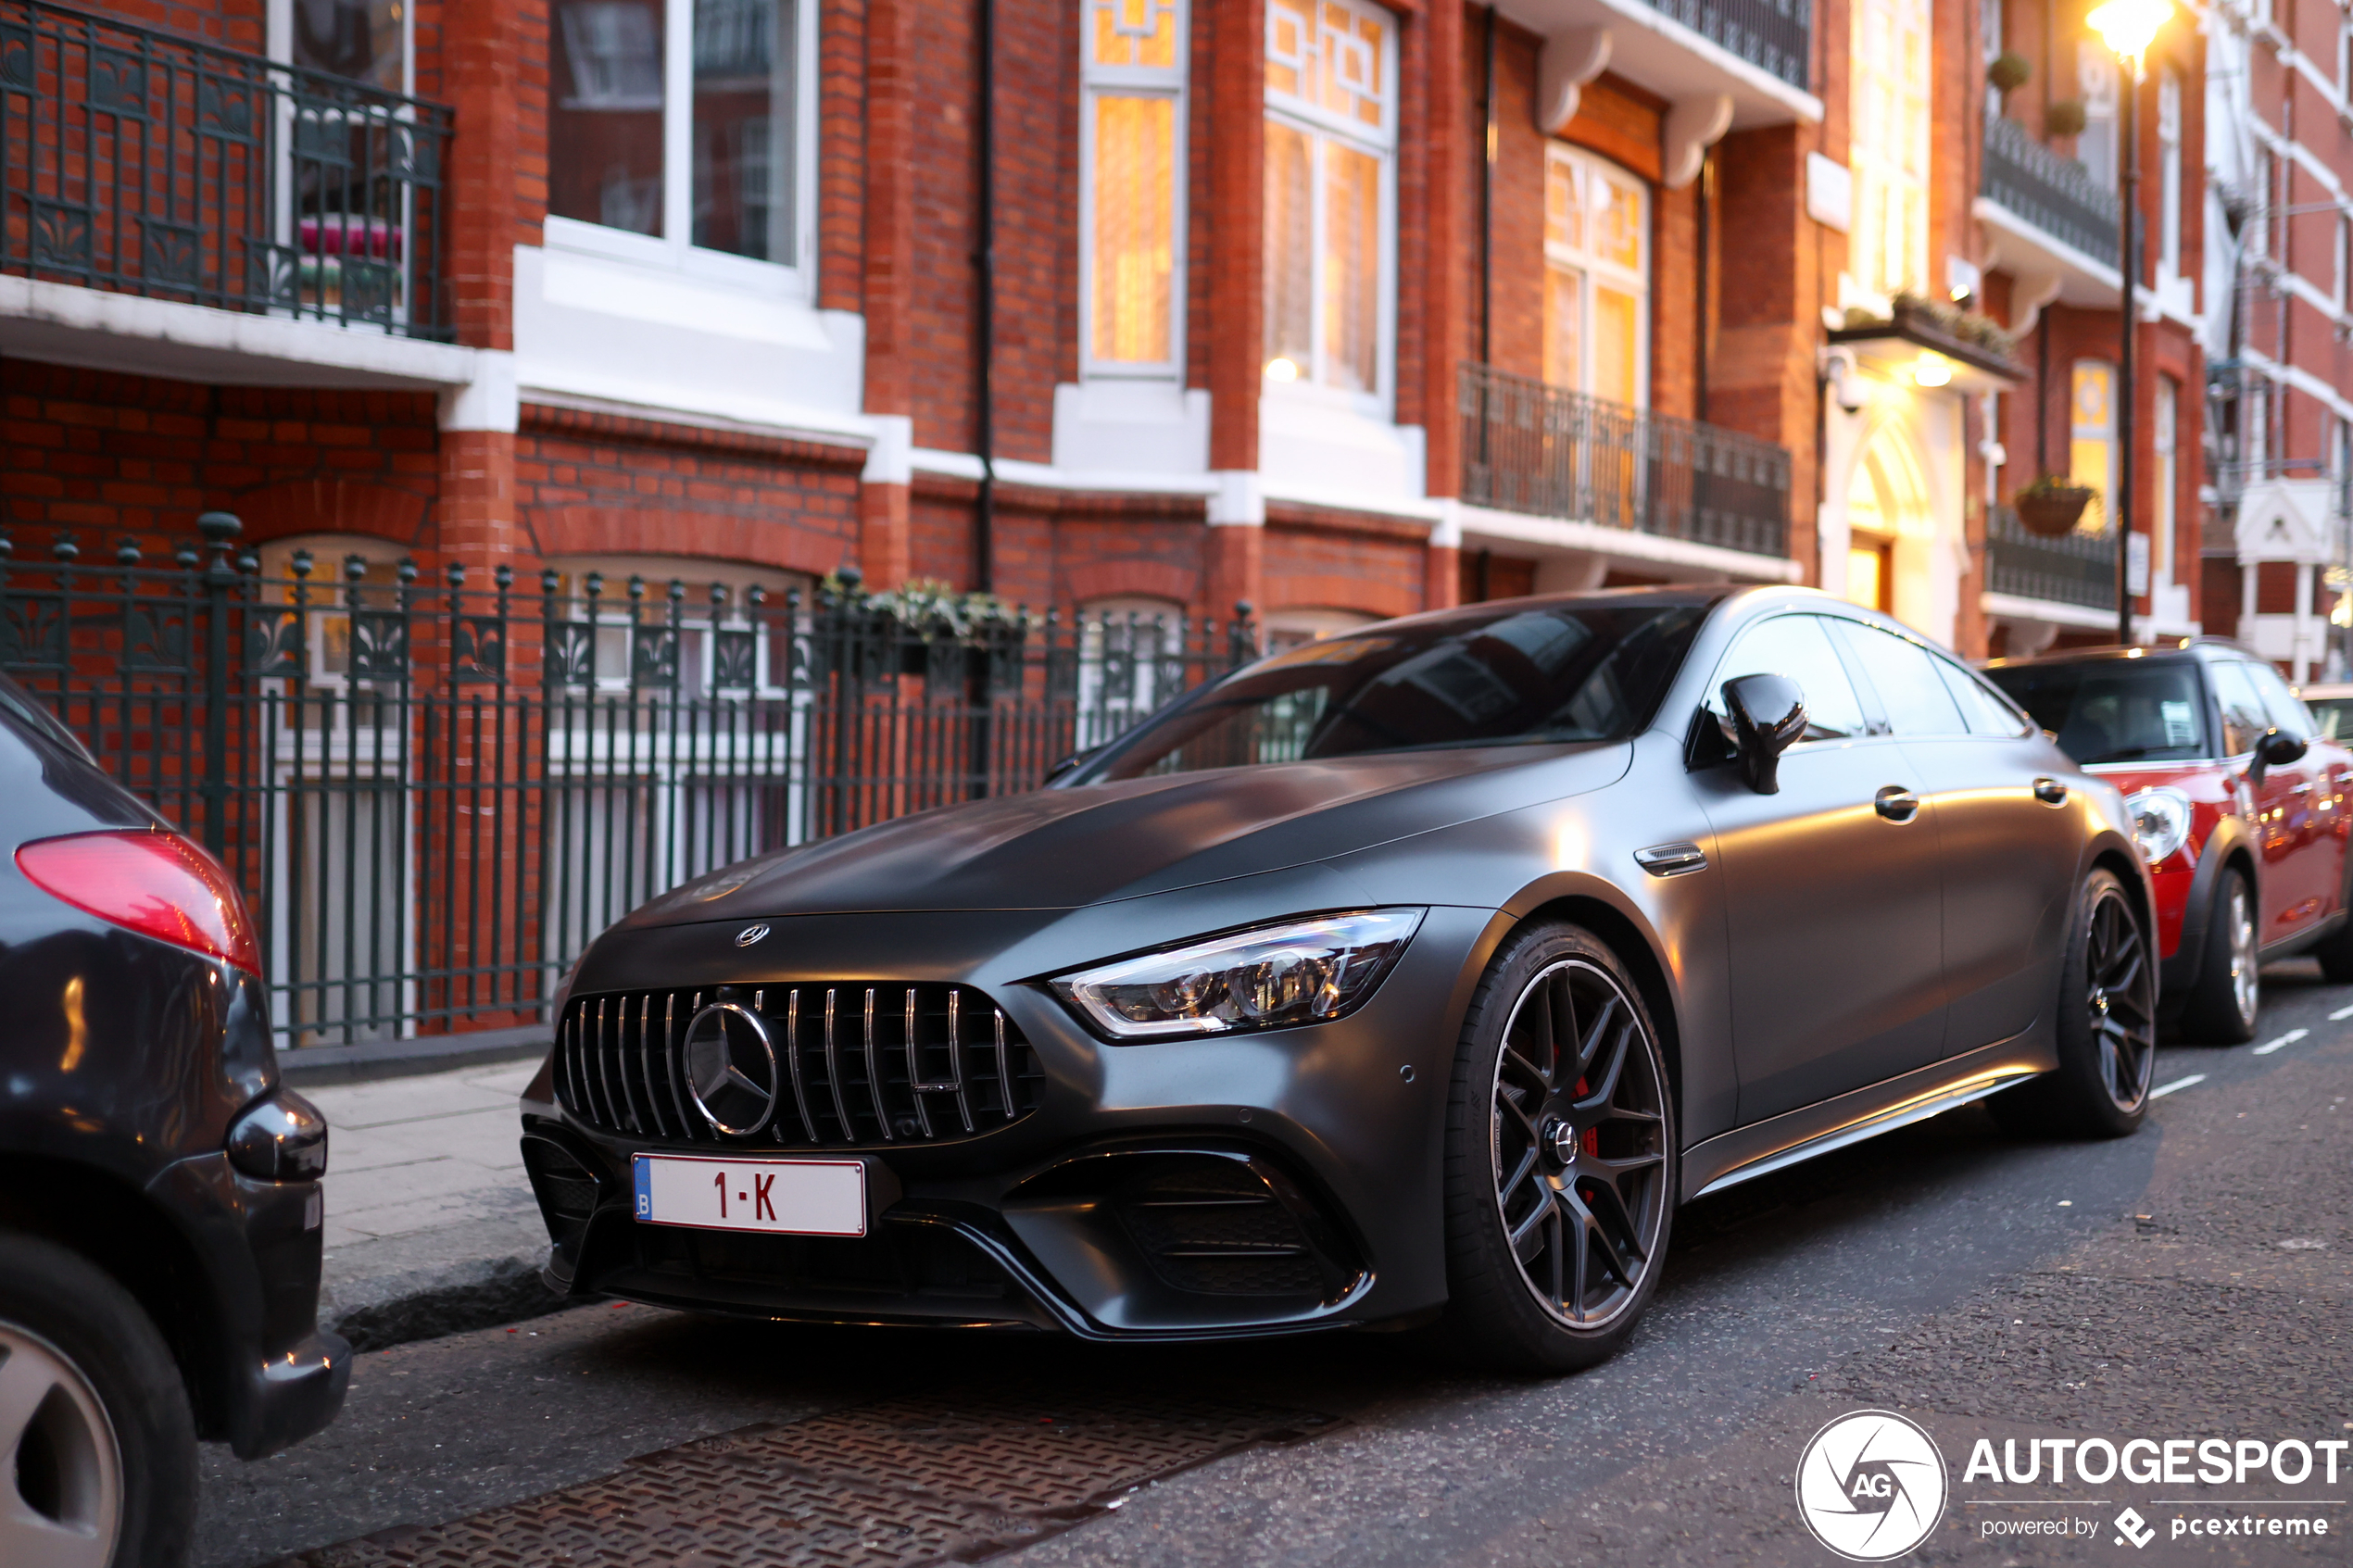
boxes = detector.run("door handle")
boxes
[2032,776,2068,806]
[1874,785,1920,822]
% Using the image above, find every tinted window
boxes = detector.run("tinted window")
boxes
[1077,599,1711,781]
[1937,659,2033,736]
[2243,660,2316,739]
[1836,623,1965,736]
[2207,660,2270,756]
[1982,658,2211,764]
[1702,615,1867,741]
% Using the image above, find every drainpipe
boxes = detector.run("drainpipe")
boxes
[974,0,998,592]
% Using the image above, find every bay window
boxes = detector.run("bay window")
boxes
[1083,0,1188,375]
[547,0,812,283]
[1263,0,1396,400]
[1542,145,1648,408]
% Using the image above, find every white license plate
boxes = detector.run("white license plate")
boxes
[631,1154,867,1236]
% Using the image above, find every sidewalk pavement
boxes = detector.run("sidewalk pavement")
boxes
[307,1060,565,1350]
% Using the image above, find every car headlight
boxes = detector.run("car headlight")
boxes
[2125,786,2194,866]
[1050,909,1425,1040]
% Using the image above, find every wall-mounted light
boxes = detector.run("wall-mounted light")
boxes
[1912,356,1953,388]
[1265,358,1300,383]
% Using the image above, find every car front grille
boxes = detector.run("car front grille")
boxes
[556,985,1042,1148]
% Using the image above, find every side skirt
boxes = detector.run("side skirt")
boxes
[1680,1031,2052,1203]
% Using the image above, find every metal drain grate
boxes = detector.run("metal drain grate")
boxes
[292,1389,1336,1567]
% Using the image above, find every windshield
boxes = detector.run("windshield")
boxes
[1980,658,2210,765]
[1073,597,1713,783]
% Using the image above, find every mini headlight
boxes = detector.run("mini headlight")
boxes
[1050,908,1426,1040]
[2124,785,2194,866]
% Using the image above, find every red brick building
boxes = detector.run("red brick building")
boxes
[0,0,2229,658]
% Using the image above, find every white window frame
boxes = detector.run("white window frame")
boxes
[1541,143,1651,410]
[1850,0,1932,297]
[544,556,811,699]
[1080,0,1189,383]
[1261,0,1399,416]
[542,0,820,301]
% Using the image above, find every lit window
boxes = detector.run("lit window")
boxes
[1850,0,1931,296]
[1084,0,1187,373]
[2155,375,2178,590]
[2158,69,2182,278]
[2071,361,2116,534]
[1541,146,1648,408]
[548,0,811,281]
[1263,0,1395,397]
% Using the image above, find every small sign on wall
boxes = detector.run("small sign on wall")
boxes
[1806,153,1852,233]
[2127,532,2150,596]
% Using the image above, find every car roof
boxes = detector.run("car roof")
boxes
[2297,683,2353,700]
[1980,636,2252,672]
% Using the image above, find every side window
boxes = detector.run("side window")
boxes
[2243,659,2316,740]
[2207,659,2271,757]
[1833,622,1966,735]
[1934,658,2033,736]
[1703,615,1868,742]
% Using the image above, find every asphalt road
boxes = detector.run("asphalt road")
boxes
[198,965,2353,1568]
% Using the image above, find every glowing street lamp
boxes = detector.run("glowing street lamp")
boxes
[2086,0,2172,647]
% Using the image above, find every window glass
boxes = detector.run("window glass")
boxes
[691,0,797,262]
[1702,616,1868,742]
[1850,0,1931,295]
[2307,696,2353,741]
[1982,658,2211,764]
[293,0,407,90]
[1084,0,1185,370]
[2207,660,2271,757]
[2071,361,2115,533]
[2241,659,2315,739]
[1541,146,1647,406]
[1836,623,1965,735]
[1077,599,1711,781]
[1934,659,2032,736]
[551,2,668,235]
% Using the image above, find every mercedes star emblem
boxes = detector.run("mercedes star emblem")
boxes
[681,1001,780,1136]
[736,922,771,947]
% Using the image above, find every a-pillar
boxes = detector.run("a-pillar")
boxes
[860,0,917,591]
[1206,0,1264,630]
[1417,0,1465,612]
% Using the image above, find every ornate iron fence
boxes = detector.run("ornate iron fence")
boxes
[1984,505,2120,611]
[1643,0,1812,93]
[1459,362,1793,561]
[1981,114,2120,270]
[0,0,453,336]
[0,519,1256,1046]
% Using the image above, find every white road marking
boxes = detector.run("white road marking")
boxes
[2150,1073,2207,1099]
[2254,1028,2310,1056]
[2330,1005,2353,1021]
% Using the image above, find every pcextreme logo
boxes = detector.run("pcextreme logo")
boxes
[1794,1411,1950,1562]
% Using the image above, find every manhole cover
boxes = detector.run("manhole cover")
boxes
[291,1388,1336,1567]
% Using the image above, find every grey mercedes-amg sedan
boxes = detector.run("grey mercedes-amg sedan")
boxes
[520,585,2153,1371]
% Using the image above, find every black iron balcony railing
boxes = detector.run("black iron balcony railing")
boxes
[1645,0,1813,94]
[1984,505,2120,611]
[0,0,453,337]
[1459,363,1793,561]
[1981,115,2120,270]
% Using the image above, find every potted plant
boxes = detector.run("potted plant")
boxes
[1987,52,2031,94]
[2012,474,2097,536]
[2045,99,2088,139]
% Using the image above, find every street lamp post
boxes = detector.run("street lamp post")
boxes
[2089,0,2173,649]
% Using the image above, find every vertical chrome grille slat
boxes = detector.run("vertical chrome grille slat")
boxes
[560,984,1026,1145]
[781,987,817,1143]
[862,986,893,1141]
[823,988,852,1142]
[993,1009,1014,1121]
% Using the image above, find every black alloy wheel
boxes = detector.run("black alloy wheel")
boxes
[1441,924,1676,1372]
[1994,868,2157,1138]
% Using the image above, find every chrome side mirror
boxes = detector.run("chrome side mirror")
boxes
[1722,673,1806,796]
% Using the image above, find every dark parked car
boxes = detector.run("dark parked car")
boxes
[0,675,344,1566]
[1983,641,2353,1041]
[522,587,2152,1371]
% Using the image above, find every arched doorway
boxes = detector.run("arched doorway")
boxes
[1843,421,1934,622]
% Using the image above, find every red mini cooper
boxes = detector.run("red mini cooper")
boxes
[1982,641,2353,1041]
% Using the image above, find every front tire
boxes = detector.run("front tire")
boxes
[0,1233,195,1568]
[1993,868,2158,1139]
[2180,866,2259,1044]
[1439,923,1677,1373]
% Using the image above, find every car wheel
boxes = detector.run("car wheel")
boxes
[0,1232,195,1568]
[1439,923,1677,1373]
[1993,868,2158,1139]
[2179,866,2259,1045]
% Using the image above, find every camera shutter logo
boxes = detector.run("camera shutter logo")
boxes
[682,1001,781,1137]
[1793,1410,1948,1561]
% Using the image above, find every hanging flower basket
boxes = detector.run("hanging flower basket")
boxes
[2012,483,2095,537]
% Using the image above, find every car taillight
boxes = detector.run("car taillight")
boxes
[15,830,260,976]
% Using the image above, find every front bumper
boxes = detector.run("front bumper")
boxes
[519,903,1499,1338]
[148,1152,351,1459]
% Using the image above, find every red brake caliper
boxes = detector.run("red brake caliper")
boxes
[1575,1078,1599,1155]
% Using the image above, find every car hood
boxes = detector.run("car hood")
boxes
[621,741,1634,922]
